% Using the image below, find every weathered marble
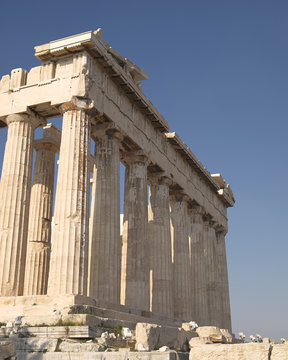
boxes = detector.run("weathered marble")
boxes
[47,100,91,296]
[170,192,192,320]
[215,226,232,331]
[188,205,205,325]
[204,217,220,327]
[24,124,60,295]
[121,152,149,311]
[148,175,173,318]
[88,125,121,304]
[0,113,44,296]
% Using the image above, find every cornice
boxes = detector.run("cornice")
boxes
[34,30,170,133]
[165,132,235,207]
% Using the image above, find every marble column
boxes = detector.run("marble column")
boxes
[188,205,206,325]
[148,175,173,317]
[88,126,121,304]
[216,226,232,331]
[47,100,91,296]
[203,215,219,326]
[0,113,44,296]
[170,192,192,320]
[121,152,149,311]
[24,124,61,295]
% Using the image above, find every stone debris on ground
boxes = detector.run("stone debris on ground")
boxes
[135,322,198,351]
[1,322,288,359]
[195,326,225,343]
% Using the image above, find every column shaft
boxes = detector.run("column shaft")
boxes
[88,131,120,303]
[189,207,205,324]
[216,230,232,331]
[24,125,60,295]
[121,155,149,311]
[202,217,220,326]
[199,219,209,325]
[170,194,192,320]
[0,114,41,296]
[206,221,219,326]
[148,177,173,317]
[47,106,90,295]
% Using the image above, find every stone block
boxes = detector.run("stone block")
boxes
[0,75,10,93]
[68,326,103,339]
[9,338,57,352]
[18,325,103,339]
[98,336,135,349]
[59,340,105,352]
[10,68,27,88]
[271,344,288,359]
[15,351,188,360]
[162,327,183,349]
[195,326,224,343]
[135,323,197,351]
[189,337,213,348]
[135,323,159,351]
[0,341,16,360]
[40,62,55,82]
[26,66,41,85]
[189,343,271,360]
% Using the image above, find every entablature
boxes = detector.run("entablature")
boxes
[166,132,235,207]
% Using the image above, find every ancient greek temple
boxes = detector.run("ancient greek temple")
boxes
[0,30,235,331]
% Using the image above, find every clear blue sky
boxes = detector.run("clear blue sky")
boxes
[0,0,287,341]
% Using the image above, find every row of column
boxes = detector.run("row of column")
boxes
[0,103,231,330]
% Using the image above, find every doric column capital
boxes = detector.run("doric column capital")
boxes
[60,97,95,115]
[215,224,227,236]
[122,150,150,166]
[188,203,205,224]
[202,213,214,228]
[34,124,61,153]
[148,173,172,187]
[203,213,212,222]
[170,190,189,203]
[6,111,46,129]
[188,202,205,216]
[92,122,124,142]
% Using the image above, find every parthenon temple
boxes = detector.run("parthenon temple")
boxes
[0,30,235,332]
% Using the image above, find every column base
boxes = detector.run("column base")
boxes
[0,295,181,328]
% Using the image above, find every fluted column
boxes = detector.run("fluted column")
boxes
[88,125,121,303]
[47,100,91,296]
[170,192,192,320]
[148,175,173,317]
[121,152,149,311]
[0,113,45,296]
[203,215,219,326]
[216,226,232,331]
[24,124,61,295]
[188,205,206,325]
